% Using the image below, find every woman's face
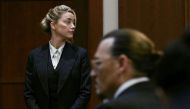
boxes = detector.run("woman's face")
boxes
[51,12,76,40]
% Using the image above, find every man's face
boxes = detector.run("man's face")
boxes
[91,38,120,98]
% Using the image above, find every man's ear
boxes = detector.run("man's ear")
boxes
[50,21,56,30]
[117,54,129,73]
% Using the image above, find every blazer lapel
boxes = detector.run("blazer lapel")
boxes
[57,43,78,93]
[35,44,49,96]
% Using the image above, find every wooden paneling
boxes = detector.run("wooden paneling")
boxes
[119,0,186,49]
[0,84,26,109]
[73,0,89,48]
[88,0,103,108]
[185,0,190,26]
[88,0,102,58]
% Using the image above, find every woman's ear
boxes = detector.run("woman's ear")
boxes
[50,21,56,30]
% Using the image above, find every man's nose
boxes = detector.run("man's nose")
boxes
[90,70,96,77]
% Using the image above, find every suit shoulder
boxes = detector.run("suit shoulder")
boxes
[28,44,48,56]
[71,44,87,55]
[78,47,87,54]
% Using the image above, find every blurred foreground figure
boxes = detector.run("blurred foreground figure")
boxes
[91,29,167,109]
[155,29,190,109]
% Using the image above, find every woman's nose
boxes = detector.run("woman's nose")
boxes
[71,23,75,29]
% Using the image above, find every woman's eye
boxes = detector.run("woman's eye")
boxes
[64,20,75,26]
[64,20,70,24]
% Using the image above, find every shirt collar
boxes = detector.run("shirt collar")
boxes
[114,77,149,99]
[49,41,65,55]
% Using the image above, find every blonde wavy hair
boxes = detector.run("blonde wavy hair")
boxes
[41,5,76,36]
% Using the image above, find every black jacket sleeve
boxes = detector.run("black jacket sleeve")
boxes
[70,49,91,109]
[24,53,40,109]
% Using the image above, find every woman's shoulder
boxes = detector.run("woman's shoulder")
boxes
[77,46,87,54]
[68,44,88,59]
[69,43,87,54]
[28,43,49,56]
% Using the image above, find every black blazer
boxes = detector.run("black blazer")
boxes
[96,81,166,109]
[24,42,91,109]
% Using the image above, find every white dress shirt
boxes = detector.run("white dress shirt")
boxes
[49,42,65,69]
[114,77,150,98]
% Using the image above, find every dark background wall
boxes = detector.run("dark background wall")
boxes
[119,0,190,49]
[0,0,190,109]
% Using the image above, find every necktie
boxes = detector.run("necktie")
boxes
[52,50,60,69]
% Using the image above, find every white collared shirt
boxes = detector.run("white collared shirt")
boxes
[49,42,65,69]
[114,77,150,99]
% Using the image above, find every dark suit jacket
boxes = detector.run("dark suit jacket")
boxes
[24,42,91,109]
[96,81,166,109]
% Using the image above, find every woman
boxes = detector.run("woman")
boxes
[24,4,91,109]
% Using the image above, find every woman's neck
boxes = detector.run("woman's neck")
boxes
[50,35,66,49]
